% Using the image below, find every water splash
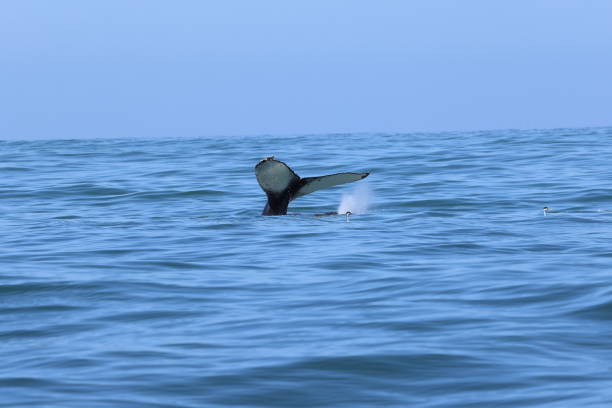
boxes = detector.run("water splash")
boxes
[337,183,372,215]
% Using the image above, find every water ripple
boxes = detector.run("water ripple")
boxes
[1,128,612,407]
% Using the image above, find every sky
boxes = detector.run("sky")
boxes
[1,0,611,139]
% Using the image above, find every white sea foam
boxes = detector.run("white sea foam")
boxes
[337,183,372,214]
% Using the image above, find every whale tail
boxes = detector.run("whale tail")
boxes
[294,172,369,199]
[255,157,369,215]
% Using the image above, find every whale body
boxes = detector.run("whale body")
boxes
[255,157,369,216]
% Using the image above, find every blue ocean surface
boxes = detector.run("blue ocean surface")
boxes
[1,127,612,407]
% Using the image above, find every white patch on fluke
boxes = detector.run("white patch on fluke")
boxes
[255,159,296,193]
[337,183,372,215]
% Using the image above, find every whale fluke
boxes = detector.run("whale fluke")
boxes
[294,173,369,198]
[255,157,369,216]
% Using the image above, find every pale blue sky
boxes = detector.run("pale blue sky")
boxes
[1,1,611,139]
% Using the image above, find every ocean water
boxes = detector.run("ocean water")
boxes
[2,127,612,407]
